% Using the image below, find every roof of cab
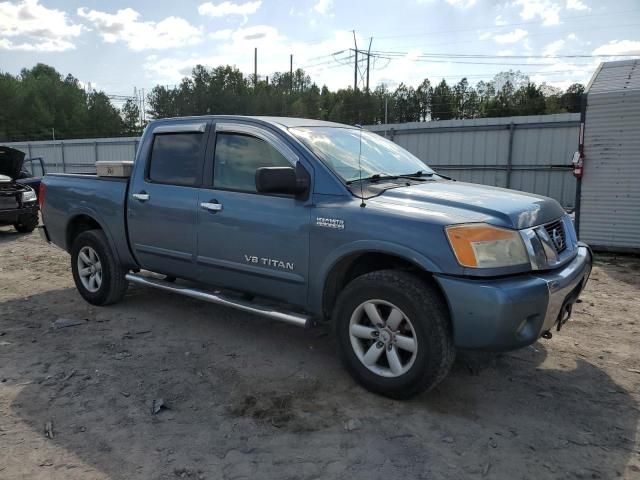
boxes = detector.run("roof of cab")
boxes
[153,115,353,129]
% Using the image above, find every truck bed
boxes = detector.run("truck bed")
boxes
[42,173,135,266]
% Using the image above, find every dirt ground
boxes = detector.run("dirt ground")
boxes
[0,226,639,480]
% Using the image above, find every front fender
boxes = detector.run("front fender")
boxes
[308,240,444,316]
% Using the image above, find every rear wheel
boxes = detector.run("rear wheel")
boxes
[14,212,38,233]
[71,230,128,305]
[334,270,455,399]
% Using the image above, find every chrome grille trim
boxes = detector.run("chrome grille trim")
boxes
[543,219,566,253]
[520,215,579,271]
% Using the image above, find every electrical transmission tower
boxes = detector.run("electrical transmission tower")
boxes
[352,31,374,91]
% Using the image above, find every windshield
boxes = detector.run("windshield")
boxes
[290,127,434,183]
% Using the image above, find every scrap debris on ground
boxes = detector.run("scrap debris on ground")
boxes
[0,227,639,479]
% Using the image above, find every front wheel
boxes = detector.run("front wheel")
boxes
[14,212,38,233]
[71,230,128,306]
[334,270,455,399]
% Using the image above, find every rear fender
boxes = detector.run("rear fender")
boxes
[66,207,136,269]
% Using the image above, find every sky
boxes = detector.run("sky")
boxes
[1,0,639,99]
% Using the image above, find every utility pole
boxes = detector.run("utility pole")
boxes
[289,54,293,93]
[352,32,373,91]
[366,37,372,91]
[254,47,258,88]
[353,31,358,91]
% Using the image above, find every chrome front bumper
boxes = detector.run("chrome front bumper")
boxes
[536,244,592,333]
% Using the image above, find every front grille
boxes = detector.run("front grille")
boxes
[544,219,566,253]
[0,195,18,211]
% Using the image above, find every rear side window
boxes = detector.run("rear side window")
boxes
[148,133,204,186]
[213,132,291,193]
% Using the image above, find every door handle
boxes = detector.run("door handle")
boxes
[200,202,222,212]
[132,193,150,201]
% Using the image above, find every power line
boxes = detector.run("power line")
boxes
[370,8,640,40]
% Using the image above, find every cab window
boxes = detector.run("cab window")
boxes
[213,132,291,193]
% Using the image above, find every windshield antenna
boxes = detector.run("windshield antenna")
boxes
[355,124,366,207]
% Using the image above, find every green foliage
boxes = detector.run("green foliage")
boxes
[0,64,124,141]
[0,63,586,142]
[122,99,141,136]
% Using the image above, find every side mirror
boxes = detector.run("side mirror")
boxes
[255,165,309,195]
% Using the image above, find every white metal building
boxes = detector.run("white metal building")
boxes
[578,59,640,252]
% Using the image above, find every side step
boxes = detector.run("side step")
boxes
[125,273,312,328]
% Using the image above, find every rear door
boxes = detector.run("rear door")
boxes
[196,122,311,305]
[127,121,209,279]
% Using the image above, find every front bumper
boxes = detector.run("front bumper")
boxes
[435,244,592,351]
[0,203,38,225]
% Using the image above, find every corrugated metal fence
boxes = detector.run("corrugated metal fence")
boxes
[3,113,580,208]
[3,137,140,174]
[367,113,580,208]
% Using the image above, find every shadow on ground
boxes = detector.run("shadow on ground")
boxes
[2,286,638,479]
[0,226,29,244]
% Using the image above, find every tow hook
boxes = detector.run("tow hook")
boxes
[541,330,553,340]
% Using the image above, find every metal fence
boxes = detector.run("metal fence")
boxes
[367,113,580,208]
[3,137,140,174]
[3,113,580,208]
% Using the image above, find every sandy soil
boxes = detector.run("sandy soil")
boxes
[0,226,639,480]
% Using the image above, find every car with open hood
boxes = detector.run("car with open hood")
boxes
[0,146,40,233]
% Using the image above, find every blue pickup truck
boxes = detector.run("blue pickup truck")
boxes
[40,116,592,398]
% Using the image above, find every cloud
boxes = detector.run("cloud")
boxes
[313,0,334,15]
[543,39,565,56]
[143,27,373,90]
[209,29,233,40]
[566,0,590,11]
[592,40,640,56]
[512,0,561,26]
[492,28,528,44]
[445,0,477,7]
[0,0,82,51]
[529,59,598,90]
[198,1,261,17]
[494,14,507,25]
[77,7,203,51]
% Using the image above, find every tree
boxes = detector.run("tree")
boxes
[87,92,122,137]
[561,83,585,113]
[415,79,432,121]
[0,63,588,142]
[122,99,141,135]
[431,80,455,120]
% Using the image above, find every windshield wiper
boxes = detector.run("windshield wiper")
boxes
[397,170,434,180]
[347,173,397,184]
[347,171,436,185]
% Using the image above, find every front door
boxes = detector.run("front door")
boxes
[196,123,311,305]
[127,123,209,279]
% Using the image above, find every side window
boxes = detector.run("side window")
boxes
[148,133,204,186]
[213,132,291,193]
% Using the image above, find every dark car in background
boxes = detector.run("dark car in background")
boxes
[0,146,40,233]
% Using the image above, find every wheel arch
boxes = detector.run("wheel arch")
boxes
[65,210,123,267]
[317,242,447,320]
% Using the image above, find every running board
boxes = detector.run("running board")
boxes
[125,273,311,328]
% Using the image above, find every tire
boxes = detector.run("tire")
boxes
[14,213,38,233]
[333,270,455,399]
[71,230,128,306]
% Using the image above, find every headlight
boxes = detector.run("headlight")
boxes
[446,223,529,268]
[21,189,37,203]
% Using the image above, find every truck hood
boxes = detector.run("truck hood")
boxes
[369,180,565,229]
[0,146,25,180]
